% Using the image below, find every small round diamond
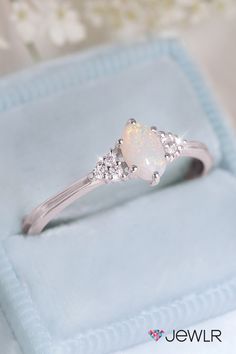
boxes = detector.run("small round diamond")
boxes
[160,132,183,161]
[93,148,128,183]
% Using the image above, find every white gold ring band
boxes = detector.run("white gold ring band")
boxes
[22,119,213,235]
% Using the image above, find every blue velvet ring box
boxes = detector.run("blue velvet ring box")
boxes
[0,39,236,354]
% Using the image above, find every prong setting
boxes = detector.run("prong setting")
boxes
[130,165,138,174]
[150,171,160,187]
[159,131,183,162]
[117,138,123,146]
[121,173,127,181]
[129,165,138,178]
[158,131,165,138]
[127,118,136,125]
[150,126,157,133]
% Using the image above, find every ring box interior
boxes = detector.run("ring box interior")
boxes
[0,39,236,354]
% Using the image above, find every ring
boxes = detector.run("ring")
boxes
[22,119,213,235]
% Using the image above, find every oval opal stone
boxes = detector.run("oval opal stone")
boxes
[121,123,166,181]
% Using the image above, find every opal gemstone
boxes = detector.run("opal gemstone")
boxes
[121,122,166,181]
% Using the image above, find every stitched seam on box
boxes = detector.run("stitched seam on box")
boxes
[0,41,169,113]
[0,244,53,354]
[1,239,236,354]
[57,277,236,352]
[0,40,235,176]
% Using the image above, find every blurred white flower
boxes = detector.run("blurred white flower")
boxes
[174,0,195,7]
[85,0,236,41]
[114,1,146,40]
[8,0,236,52]
[159,5,186,27]
[190,2,210,24]
[46,1,86,46]
[215,0,236,17]
[0,36,9,50]
[84,0,104,27]
[85,0,147,40]
[11,1,40,44]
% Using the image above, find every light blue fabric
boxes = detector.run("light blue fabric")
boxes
[0,41,222,237]
[0,39,236,354]
[0,308,21,354]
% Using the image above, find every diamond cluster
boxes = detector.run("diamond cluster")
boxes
[92,146,129,183]
[159,131,185,162]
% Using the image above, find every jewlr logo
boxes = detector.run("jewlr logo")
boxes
[148,329,165,342]
[149,329,222,343]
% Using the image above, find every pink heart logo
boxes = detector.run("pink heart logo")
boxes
[148,329,165,342]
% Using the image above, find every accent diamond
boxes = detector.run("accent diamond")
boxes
[92,147,129,183]
[160,132,184,161]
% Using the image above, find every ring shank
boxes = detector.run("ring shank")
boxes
[22,178,103,235]
[22,140,213,235]
[182,140,213,175]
